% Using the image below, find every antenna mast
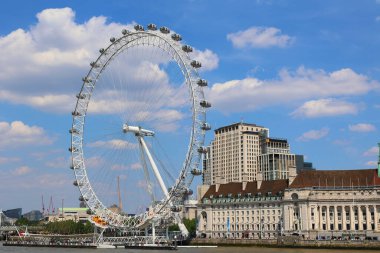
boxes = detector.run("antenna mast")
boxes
[117,176,123,211]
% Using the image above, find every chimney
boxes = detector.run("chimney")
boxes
[256,172,263,189]
[242,173,249,191]
[289,165,297,185]
[215,176,222,192]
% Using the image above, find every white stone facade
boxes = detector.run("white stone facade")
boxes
[198,196,283,239]
[197,169,380,241]
[283,187,380,240]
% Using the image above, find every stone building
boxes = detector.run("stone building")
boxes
[283,169,380,240]
[197,178,288,239]
[197,169,380,240]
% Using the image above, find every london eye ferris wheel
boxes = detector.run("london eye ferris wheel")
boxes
[69,23,211,235]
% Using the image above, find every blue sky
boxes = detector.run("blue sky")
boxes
[1,0,380,213]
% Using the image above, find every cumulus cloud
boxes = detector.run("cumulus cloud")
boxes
[207,66,379,113]
[0,7,215,121]
[0,156,20,164]
[87,139,138,150]
[291,99,359,118]
[349,123,376,132]
[111,162,142,171]
[227,26,294,48]
[376,16,380,22]
[297,127,329,142]
[45,157,68,169]
[366,161,377,167]
[12,166,32,176]
[0,121,53,149]
[190,49,219,71]
[363,146,378,157]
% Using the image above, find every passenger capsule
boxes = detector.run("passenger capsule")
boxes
[121,29,130,35]
[134,24,144,31]
[76,93,86,99]
[72,111,82,116]
[147,23,157,30]
[79,196,88,201]
[182,45,193,53]
[170,206,182,212]
[73,180,83,187]
[99,48,105,54]
[197,147,208,154]
[70,164,74,170]
[201,123,211,131]
[191,169,202,176]
[90,62,100,68]
[191,60,202,68]
[200,100,211,108]
[82,77,92,83]
[68,147,78,152]
[160,26,170,34]
[69,128,79,134]
[110,37,116,43]
[197,79,208,87]
[184,189,193,195]
[171,33,182,41]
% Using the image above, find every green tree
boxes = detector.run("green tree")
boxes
[15,217,30,226]
[45,220,93,235]
[183,218,196,238]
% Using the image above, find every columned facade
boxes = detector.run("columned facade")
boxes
[283,188,380,240]
[198,169,380,241]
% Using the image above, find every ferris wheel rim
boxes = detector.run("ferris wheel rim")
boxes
[70,25,209,229]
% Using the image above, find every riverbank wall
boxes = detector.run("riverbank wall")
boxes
[190,238,380,250]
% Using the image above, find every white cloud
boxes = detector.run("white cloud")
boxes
[111,164,129,171]
[297,127,329,142]
[366,161,377,167]
[291,99,359,118]
[0,7,209,120]
[45,157,68,169]
[85,156,106,169]
[87,139,138,150]
[349,123,376,132]
[227,26,294,48]
[111,162,145,171]
[0,121,53,149]
[376,16,380,22]
[12,166,32,176]
[190,49,219,71]
[130,162,142,170]
[37,173,71,187]
[207,66,379,113]
[0,156,20,164]
[363,146,378,157]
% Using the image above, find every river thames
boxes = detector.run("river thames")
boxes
[1,245,380,253]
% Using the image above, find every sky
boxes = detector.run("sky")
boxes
[1,0,380,213]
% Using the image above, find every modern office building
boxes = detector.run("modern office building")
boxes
[207,122,269,184]
[258,136,296,181]
[203,122,299,185]
[23,210,43,221]
[202,146,212,185]
[3,208,22,219]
